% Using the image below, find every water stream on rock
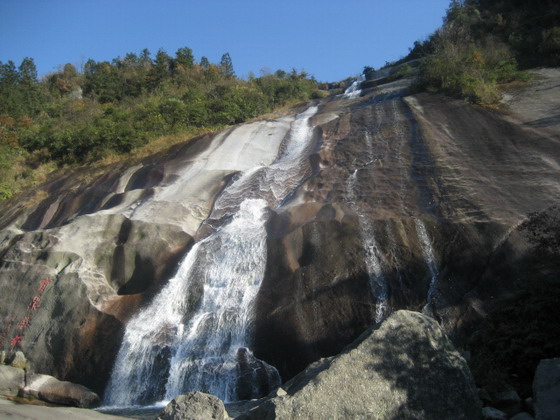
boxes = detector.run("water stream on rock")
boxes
[346,148,389,323]
[414,218,440,319]
[344,74,366,99]
[104,106,318,407]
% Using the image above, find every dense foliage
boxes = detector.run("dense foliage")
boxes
[0,48,318,199]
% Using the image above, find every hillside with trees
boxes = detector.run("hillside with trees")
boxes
[0,48,319,199]
[379,0,560,104]
[417,0,559,102]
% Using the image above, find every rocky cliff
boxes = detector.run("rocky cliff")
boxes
[0,70,559,403]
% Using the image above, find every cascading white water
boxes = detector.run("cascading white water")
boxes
[346,169,389,323]
[344,74,366,99]
[210,105,319,218]
[163,198,273,401]
[104,106,318,407]
[414,218,440,318]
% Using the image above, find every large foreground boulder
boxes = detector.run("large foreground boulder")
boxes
[157,391,228,420]
[239,310,481,420]
[19,373,100,408]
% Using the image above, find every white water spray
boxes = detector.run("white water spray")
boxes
[344,74,366,99]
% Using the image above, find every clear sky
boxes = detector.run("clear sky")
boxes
[0,0,450,82]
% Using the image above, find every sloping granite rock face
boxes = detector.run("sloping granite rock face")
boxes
[0,117,295,393]
[240,310,481,420]
[0,73,559,401]
[252,79,560,381]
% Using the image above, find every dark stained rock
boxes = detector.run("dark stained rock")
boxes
[20,373,100,408]
[254,214,376,381]
[479,388,493,404]
[492,390,522,417]
[235,348,280,401]
[533,358,560,420]
[156,391,227,420]
[525,397,535,414]
[239,310,481,420]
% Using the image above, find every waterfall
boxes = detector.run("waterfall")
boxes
[162,198,275,402]
[346,169,389,323]
[104,106,318,407]
[414,218,440,319]
[344,74,366,99]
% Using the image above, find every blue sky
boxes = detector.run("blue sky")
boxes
[0,0,450,82]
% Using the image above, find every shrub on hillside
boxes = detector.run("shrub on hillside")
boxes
[417,22,528,104]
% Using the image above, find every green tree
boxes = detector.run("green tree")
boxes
[0,61,18,86]
[0,61,19,115]
[47,63,80,96]
[445,0,469,26]
[173,47,194,73]
[0,58,44,117]
[84,60,124,103]
[220,53,235,77]
[274,69,287,79]
[148,48,172,89]
[200,56,210,68]
[123,52,140,67]
[140,48,152,68]
[18,58,38,84]
[18,58,43,114]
